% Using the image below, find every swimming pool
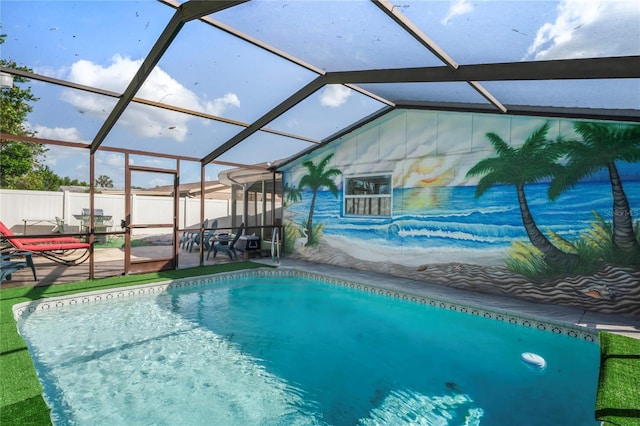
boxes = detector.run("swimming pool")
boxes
[16,269,600,425]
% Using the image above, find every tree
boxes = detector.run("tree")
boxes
[298,153,340,246]
[466,122,578,268]
[549,121,640,259]
[60,176,88,187]
[0,142,36,186]
[95,175,114,188]
[0,30,84,191]
[0,30,46,188]
[9,166,60,191]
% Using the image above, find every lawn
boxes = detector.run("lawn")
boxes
[597,331,640,426]
[0,261,270,426]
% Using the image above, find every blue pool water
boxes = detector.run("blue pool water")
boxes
[18,276,600,425]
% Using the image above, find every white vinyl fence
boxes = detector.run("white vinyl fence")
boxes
[0,189,232,236]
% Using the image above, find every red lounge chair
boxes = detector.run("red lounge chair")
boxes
[0,221,90,266]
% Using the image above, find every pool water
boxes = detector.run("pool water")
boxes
[18,276,600,425]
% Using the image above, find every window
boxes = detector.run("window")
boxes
[344,174,392,217]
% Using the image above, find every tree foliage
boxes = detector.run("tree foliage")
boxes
[8,166,88,191]
[1,29,85,190]
[0,31,46,188]
[95,175,114,188]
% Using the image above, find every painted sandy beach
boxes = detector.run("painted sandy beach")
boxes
[292,234,640,319]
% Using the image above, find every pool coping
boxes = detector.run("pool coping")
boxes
[13,267,599,343]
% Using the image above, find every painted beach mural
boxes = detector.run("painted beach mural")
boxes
[279,109,640,317]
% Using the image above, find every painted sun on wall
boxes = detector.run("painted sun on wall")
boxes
[280,109,640,317]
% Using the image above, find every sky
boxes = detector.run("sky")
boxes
[1,0,639,188]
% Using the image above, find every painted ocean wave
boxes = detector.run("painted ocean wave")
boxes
[396,206,516,219]
[324,227,518,249]
[399,228,515,245]
[400,222,522,238]
[287,180,640,251]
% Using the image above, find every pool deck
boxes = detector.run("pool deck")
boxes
[0,245,238,287]
[262,258,640,340]
[2,246,639,340]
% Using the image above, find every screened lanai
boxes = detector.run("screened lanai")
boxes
[1,0,639,279]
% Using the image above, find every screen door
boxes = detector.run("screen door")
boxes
[124,165,178,274]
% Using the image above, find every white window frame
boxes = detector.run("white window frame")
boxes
[343,173,393,218]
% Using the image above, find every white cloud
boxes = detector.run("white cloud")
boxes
[320,85,352,107]
[525,0,640,60]
[29,124,86,143]
[38,145,81,168]
[286,118,300,130]
[93,153,125,188]
[204,93,240,117]
[148,176,171,188]
[101,153,125,168]
[32,65,69,81]
[441,0,473,26]
[67,55,139,92]
[60,55,241,142]
[32,144,89,184]
[141,158,164,166]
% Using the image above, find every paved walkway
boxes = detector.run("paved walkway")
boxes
[0,245,243,288]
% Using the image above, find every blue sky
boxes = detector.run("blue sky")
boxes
[1,0,639,188]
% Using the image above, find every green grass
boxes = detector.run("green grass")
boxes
[0,261,271,426]
[597,332,640,426]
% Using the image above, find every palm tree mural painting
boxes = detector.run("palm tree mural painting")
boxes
[550,122,640,261]
[299,153,340,246]
[283,182,302,207]
[466,122,579,269]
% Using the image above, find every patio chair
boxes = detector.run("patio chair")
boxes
[1,251,38,282]
[0,221,90,266]
[53,216,65,233]
[180,219,208,250]
[188,219,218,252]
[207,223,244,260]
